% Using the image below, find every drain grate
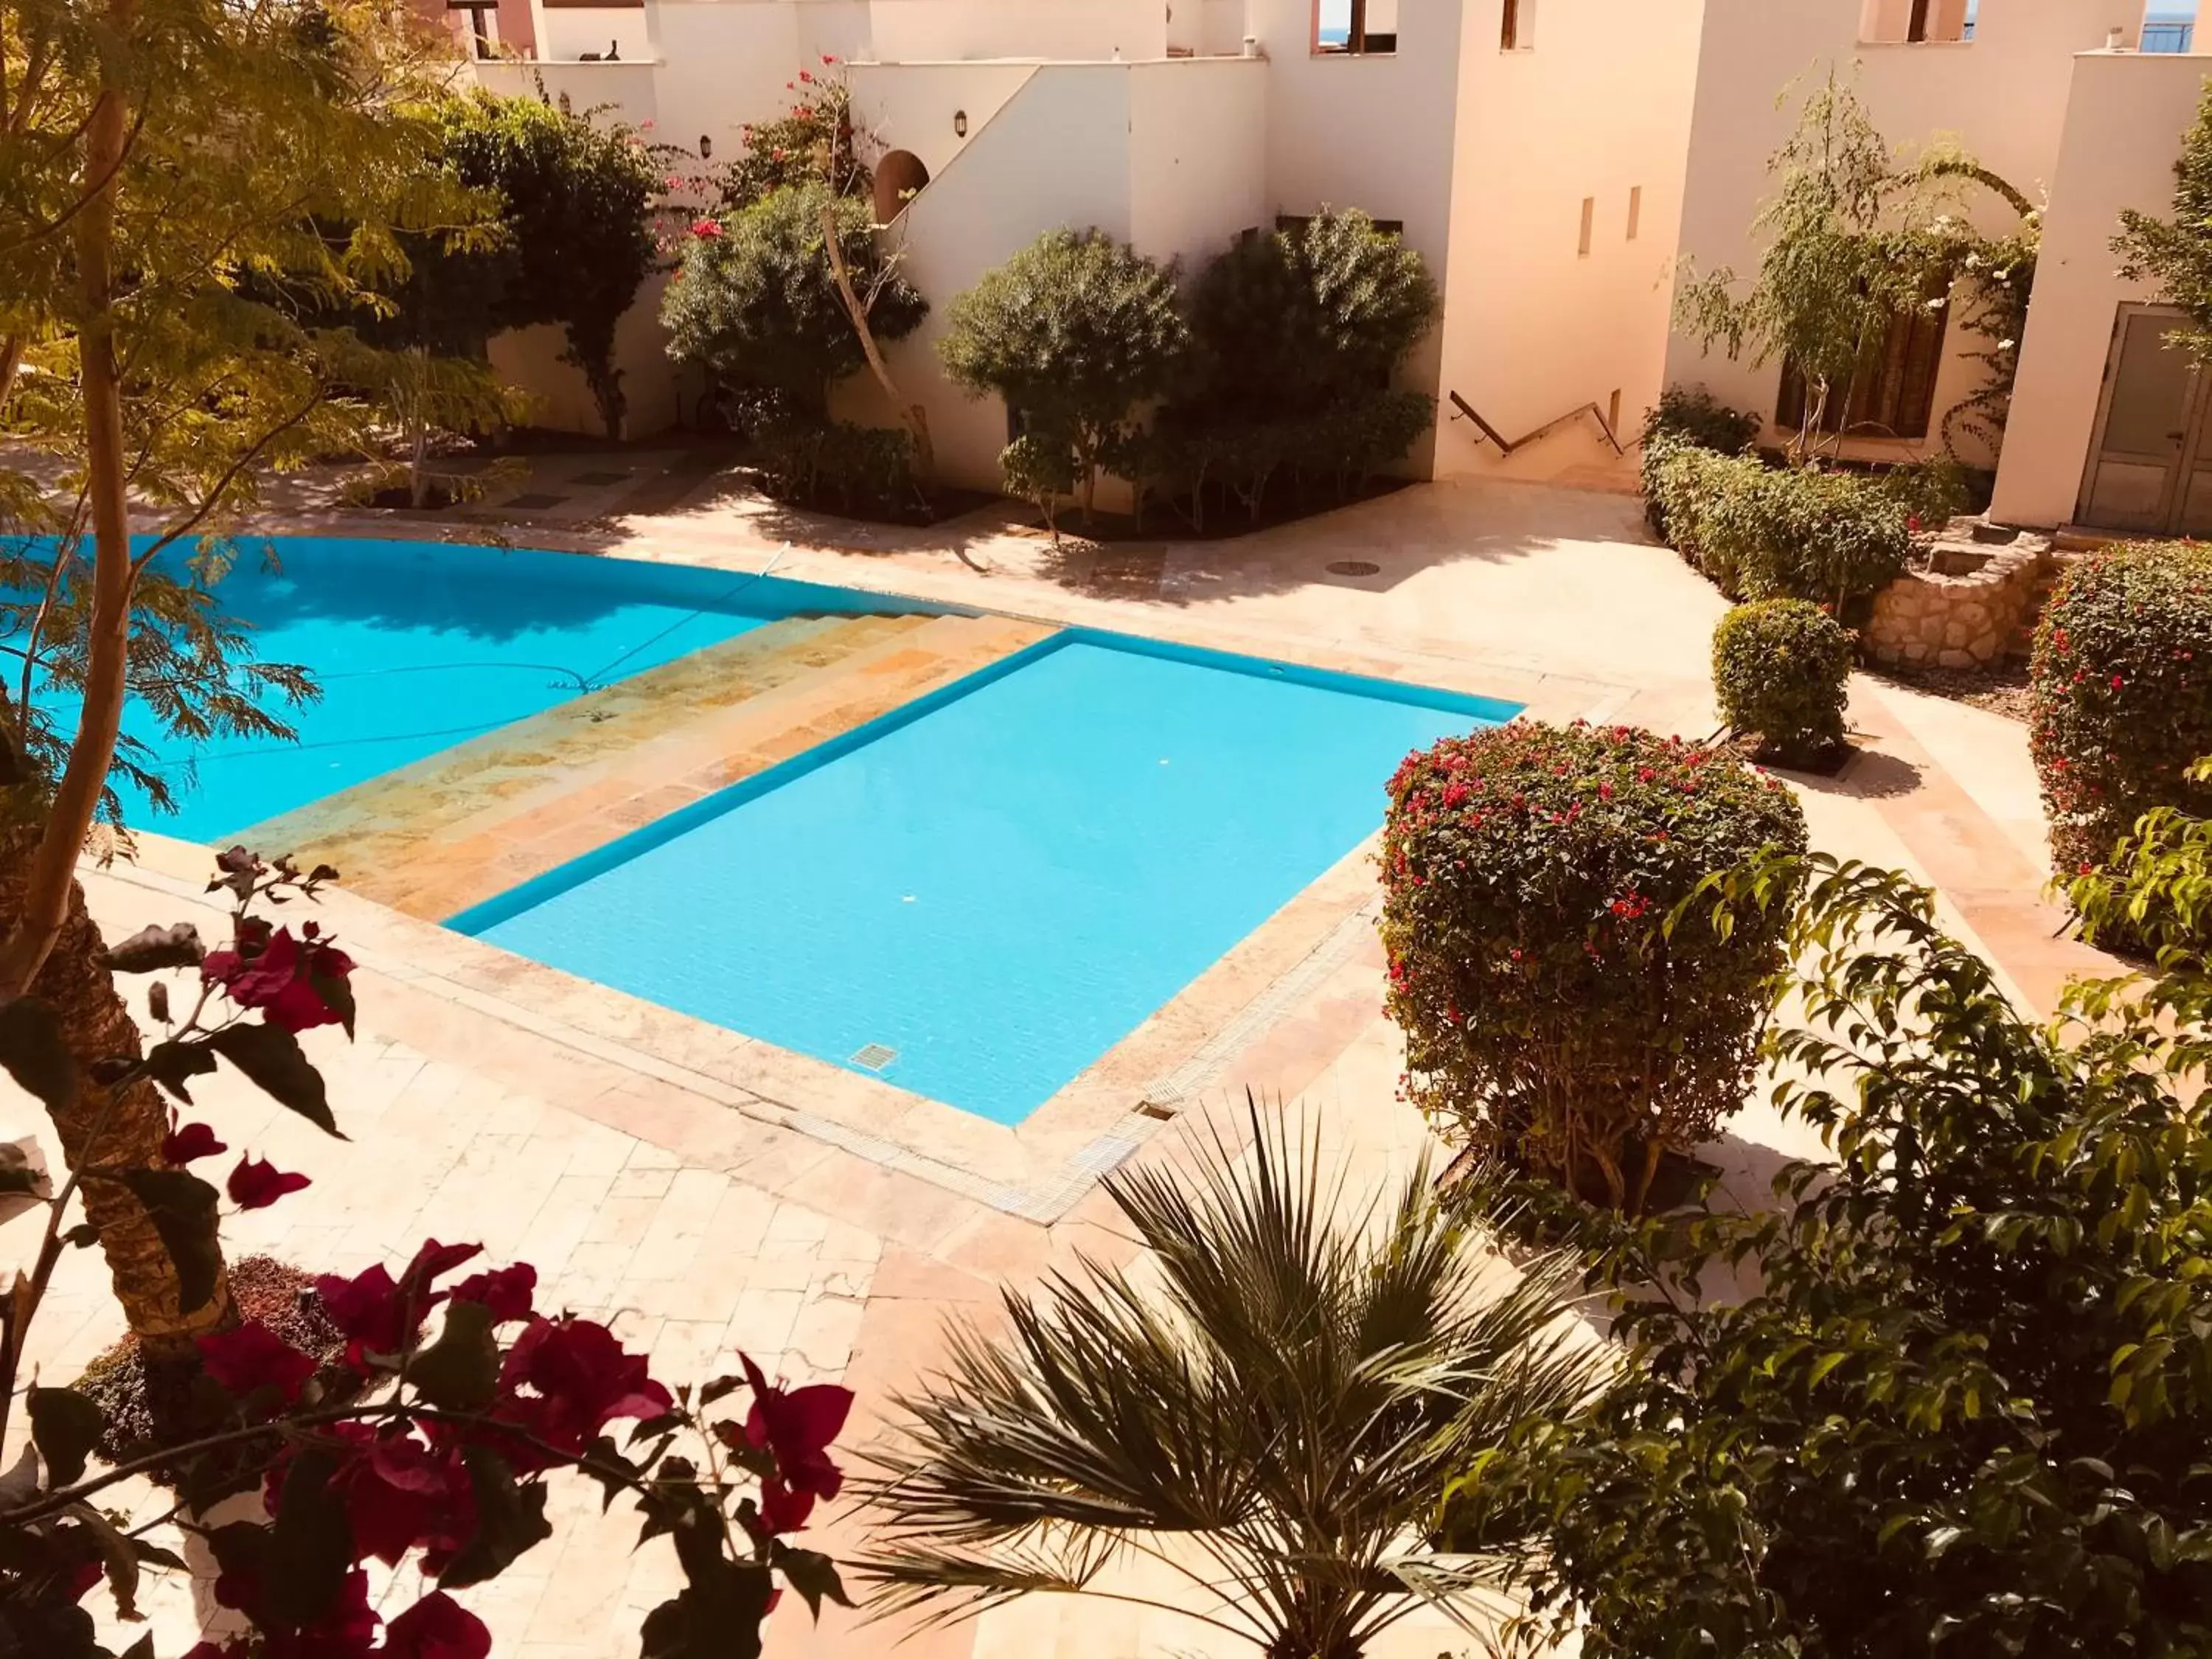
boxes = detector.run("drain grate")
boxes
[849,1042,898,1071]
[1326,559,1382,577]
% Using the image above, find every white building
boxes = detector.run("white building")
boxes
[453,0,2212,533]
[462,0,1701,493]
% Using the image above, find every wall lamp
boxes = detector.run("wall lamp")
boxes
[953,109,968,136]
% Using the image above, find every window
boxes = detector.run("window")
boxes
[1775,303,1950,440]
[1607,388,1622,438]
[1315,0,1396,54]
[1857,0,1967,44]
[1500,0,1534,49]
[1576,196,1593,257]
[1626,185,1642,242]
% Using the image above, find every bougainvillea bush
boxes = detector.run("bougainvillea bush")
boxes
[2030,539,2212,886]
[1378,722,1807,1211]
[1711,598,1854,768]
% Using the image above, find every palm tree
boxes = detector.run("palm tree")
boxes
[857,1103,1596,1659]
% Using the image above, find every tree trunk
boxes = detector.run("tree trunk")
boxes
[818,202,933,484]
[408,348,431,508]
[0,62,136,999]
[0,828,237,1370]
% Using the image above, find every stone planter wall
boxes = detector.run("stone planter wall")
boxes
[1863,542,2054,670]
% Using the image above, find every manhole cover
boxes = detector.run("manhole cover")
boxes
[849,1043,898,1072]
[1326,559,1382,577]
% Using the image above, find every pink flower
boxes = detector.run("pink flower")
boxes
[690,217,723,239]
[739,1352,852,1504]
[799,67,814,82]
[821,52,837,63]
[200,1321,317,1404]
[163,1118,227,1165]
[201,922,354,1034]
[227,1154,310,1211]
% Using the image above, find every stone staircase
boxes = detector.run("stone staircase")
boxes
[232,606,1057,921]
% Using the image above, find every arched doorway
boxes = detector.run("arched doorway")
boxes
[873,150,931,223]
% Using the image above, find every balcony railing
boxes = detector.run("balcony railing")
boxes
[2143,17,2196,51]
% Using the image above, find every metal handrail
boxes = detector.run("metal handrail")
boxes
[1447,391,1624,457]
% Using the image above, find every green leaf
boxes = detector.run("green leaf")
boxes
[438,1444,552,1590]
[406,1298,500,1409]
[28,1387,105,1486]
[771,1545,852,1618]
[0,997,75,1115]
[265,1450,354,1629]
[102,923,205,973]
[142,1039,218,1104]
[206,1022,344,1138]
[111,1169,223,1315]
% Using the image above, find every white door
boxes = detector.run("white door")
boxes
[2079,305,2211,534]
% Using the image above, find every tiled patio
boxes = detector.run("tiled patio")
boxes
[2,465,2119,1658]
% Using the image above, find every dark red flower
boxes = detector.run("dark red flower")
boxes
[202,925,355,1033]
[338,1430,456,1564]
[163,1118,227,1165]
[385,1592,492,1659]
[227,1154,310,1210]
[498,1317,672,1455]
[199,1321,316,1404]
[740,1354,850,1502]
[450,1262,537,1324]
[314,1241,483,1368]
[758,1471,817,1535]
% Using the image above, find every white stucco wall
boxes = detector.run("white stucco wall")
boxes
[1990,52,2211,528]
[844,61,1037,178]
[474,58,661,124]
[486,274,689,439]
[860,0,1166,60]
[1435,0,1703,481]
[532,3,656,63]
[1666,0,2138,462]
[1127,58,1269,274]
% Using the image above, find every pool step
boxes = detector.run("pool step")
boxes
[234,607,1059,922]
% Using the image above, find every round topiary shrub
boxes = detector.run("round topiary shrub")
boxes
[1379,721,1807,1211]
[1711,599,1854,769]
[2031,540,2212,880]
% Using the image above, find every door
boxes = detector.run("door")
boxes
[2079,305,2212,534]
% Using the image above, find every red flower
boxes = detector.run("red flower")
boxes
[690,217,723,239]
[740,1353,851,1502]
[758,1471,818,1534]
[451,1262,537,1324]
[227,1155,310,1211]
[316,1239,484,1366]
[163,1117,227,1165]
[384,1591,491,1659]
[341,1430,455,1564]
[202,924,354,1034]
[798,67,814,82]
[498,1317,672,1457]
[821,52,837,63]
[200,1321,317,1404]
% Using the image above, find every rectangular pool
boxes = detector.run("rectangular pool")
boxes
[453,632,1517,1124]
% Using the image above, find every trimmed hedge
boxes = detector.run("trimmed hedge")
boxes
[2030,540,2212,880]
[1378,721,1807,1211]
[1649,445,1910,608]
[1639,387,1759,539]
[1712,599,1854,768]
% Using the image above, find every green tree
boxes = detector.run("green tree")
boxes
[939,229,1187,522]
[1483,853,2212,1657]
[1188,209,1436,413]
[0,0,504,1374]
[1677,72,2034,459]
[2115,80,2212,364]
[859,1105,1593,1659]
[442,90,662,438]
[661,181,925,420]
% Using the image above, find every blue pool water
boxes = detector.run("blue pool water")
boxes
[458,633,1517,1124]
[20,536,929,841]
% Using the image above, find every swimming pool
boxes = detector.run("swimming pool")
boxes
[454,632,1518,1124]
[15,535,933,841]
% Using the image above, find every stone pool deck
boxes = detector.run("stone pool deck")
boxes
[4,462,2122,1659]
